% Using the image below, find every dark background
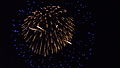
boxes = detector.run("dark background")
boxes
[0,0,96,68]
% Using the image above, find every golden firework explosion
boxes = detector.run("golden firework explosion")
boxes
[21,6,75,56]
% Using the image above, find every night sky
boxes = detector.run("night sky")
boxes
[0,0,96,68]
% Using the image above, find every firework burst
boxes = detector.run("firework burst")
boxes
[21,5,75,56]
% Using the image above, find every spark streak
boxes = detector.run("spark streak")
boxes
[36,26,45,31]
